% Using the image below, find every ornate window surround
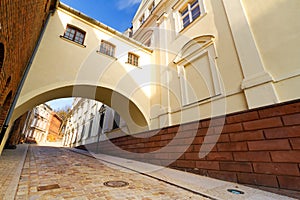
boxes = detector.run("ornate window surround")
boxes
[173,35,222,106]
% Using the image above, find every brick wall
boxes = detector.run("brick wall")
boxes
[86,100,300,197]
[47,113,62,142]
[6,112,29,146]
[0,0,56,138]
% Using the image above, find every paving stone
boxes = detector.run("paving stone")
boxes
[15,145,207,199]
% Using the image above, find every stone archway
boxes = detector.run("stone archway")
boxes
[13,85,149,134]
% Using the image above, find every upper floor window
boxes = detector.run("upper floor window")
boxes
[181,0,201,28]
[99,40,115,57]
[63,25,86,45]
[139,14,145,25]
[128,52,139,66]
[113,112,120,130]
[148,1,155,13]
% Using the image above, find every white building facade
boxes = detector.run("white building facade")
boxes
[22,104,53,143]
[63,98,128,147]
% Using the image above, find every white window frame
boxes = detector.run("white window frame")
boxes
[63,24,86,45]
[172,0,207,33]
[99,40,116,57]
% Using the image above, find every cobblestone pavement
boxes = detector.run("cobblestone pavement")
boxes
[15,145,209,200]
[0,144,28,200]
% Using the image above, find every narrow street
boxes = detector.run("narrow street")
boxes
[15,145,208,200]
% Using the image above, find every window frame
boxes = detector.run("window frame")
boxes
[180,0,201,28]
[127,52,139,67]
[148,1,155,13]
[99,40,116,58]
[113,112,120,130]
[139,14,145,25]
[62,24,86,45]
[173,0,206,33]
[173,36,221,107]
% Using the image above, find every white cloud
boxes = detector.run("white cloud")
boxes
[116,0,142,10]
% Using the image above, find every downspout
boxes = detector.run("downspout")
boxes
[0,8,56,146]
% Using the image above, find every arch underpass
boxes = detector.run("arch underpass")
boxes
[12,5,154,134]
[13,85,148,133]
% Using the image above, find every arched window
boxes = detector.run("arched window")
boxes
[0,43,4,69]
[2,91,12,112]
[140,30,153,47]
[5,76,11,88]
[173,35,221,106]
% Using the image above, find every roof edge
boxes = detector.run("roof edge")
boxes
[58,2,153,53]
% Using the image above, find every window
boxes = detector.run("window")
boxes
[113,112,120,130]
[140,30,153,47]
[148,2,155,13]
[139,14,145,25]
[88,120,93,138]
[63,25,86,45]
[5,76,11,88]
[144,38,151,47]
[173,36,221,106]
[0,43,4,69]
[180,0,201,28]
[99,40,115,57]
[80,121,85,141]
[127,52,139,66]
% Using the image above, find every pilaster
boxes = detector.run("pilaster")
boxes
[222,0,279,108]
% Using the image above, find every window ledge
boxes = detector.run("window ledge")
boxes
[125,62,141,69]
[59,35,87,48]
[96,50,117,60]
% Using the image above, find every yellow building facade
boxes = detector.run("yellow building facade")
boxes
[10,0,300,135]
[131,0,300,128]
[1,0,300,194]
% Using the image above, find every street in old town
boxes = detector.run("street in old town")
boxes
[2,144,206,200]
[0,143,296,200]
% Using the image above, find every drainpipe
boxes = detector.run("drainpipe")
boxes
[0,8,56,146]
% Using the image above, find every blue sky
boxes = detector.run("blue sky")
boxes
[47,0,142,110]
[60,0,141,32]
[47,98,74,111]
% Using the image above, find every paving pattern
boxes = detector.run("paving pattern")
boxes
[0,144,28,200]
[15,145,209,200]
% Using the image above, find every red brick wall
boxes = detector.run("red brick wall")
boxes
[47,113,62,141]
[0,0,56,132]
[87,100,300,196]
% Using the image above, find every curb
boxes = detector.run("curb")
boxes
[4,144,29,200]
[69,148,296,200]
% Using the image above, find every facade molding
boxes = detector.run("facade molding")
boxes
[222,0,279,108]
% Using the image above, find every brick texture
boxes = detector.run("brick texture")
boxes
[88,100,300,196]
[0,0,56,144]
[47,113,62,142]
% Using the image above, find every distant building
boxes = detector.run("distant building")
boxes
[22,104,62,143]
[63,98,127,147]
[47,113,63,142]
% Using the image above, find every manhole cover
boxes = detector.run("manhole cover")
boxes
[103,181,129,188]
[37,184,60,191]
